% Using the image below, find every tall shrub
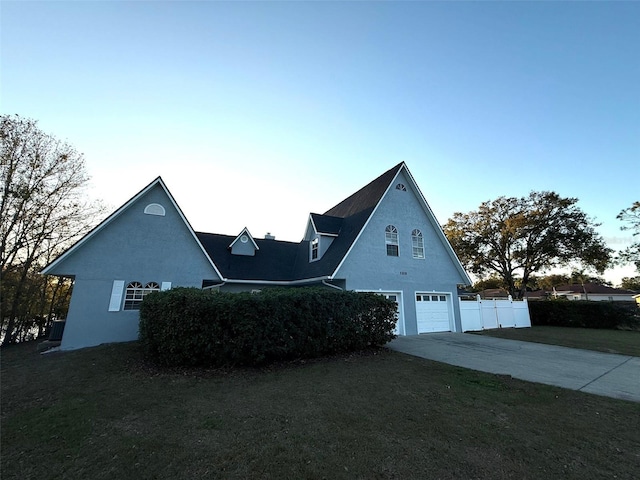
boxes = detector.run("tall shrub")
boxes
[139,287,397,367]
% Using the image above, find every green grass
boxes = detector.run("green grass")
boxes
[2,341,640,480]
[477,326,640,357]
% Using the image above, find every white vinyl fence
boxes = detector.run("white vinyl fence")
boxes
[460,295,531,332]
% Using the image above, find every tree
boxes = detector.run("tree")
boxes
[1,115,105,346]
[471,276,506,292]
[617,201,640,272]
[620,276,640,291]
[531,273,570,291]
[443,191,612,299]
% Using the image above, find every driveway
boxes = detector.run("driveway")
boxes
[388,333,640,403]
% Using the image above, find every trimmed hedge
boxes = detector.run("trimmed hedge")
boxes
[529,300,638,330]
[139,287,398,367]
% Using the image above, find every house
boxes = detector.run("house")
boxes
[42,162,472,350]
[551,283,637,302]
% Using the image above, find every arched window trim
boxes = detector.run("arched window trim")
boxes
[144,203,166,216]
[123,281,160,310]
[385,225,399,257]
[411,229,425,259]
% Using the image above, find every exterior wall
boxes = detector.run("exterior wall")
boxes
[48,184,220,350]
[334,170,468,334]
[230,238,257,256]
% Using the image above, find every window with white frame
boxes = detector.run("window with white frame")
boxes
[311,238,319,260]
[385,225,399,256]
[123,281,160,310]
[411,229,424,259]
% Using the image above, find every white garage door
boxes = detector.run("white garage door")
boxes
[416,293,451,333]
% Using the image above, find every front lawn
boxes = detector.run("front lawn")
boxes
[477,326,640,357]
[2,341,639,479]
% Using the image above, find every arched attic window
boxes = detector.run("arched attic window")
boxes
[144,203,166,216]
[395,183,407,191]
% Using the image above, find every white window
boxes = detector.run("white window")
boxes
[123,281,160,310]
[411,229,424,259]
[385,225,399,256]
[311,238,319,260]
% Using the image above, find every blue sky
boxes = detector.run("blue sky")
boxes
[2,1,638,284]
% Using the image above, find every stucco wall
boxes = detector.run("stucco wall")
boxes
[49,184,220,350]
[334,170,467,334]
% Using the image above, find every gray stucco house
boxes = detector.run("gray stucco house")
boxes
[42,162,472,350]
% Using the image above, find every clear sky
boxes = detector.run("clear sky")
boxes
[2,1,638,284]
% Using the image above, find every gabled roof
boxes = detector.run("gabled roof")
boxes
[41,177,222,279]
[228,227,260,250]
[325,163,402,218]
[197,232,299,282]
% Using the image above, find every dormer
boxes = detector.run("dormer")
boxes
[304,213,342,262]
[229,227,259,256]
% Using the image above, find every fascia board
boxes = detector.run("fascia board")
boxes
[223,276,331,286]
[329,166,402,278]
[41,177,225,281]
[41,177,164,275]
[401,165,473,286]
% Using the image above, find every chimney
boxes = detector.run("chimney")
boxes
[264,232,275,240]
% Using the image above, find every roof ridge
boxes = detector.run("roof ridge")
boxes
[324,162,403,218]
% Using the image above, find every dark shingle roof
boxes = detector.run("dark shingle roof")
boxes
[196,233,300,282]
[197,163,405,283]
[310,213,343,235]
[324,163,402,218]
[555,283,637,295]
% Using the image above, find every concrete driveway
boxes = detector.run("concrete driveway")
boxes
[388,333,640,403]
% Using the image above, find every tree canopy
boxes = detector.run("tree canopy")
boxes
[443,191,612,299]
[617,201,640,272]
[1,114,105,345]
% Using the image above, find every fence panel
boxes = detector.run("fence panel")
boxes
[460,296,531,332]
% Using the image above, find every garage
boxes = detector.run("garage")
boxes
[415,293,452,333]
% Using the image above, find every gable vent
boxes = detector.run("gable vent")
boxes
[144,203,166,216]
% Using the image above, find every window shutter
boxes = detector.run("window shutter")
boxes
[108,280,125,311]
[161,282,172,291]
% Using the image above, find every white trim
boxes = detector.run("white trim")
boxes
[332,163,471,285]
[108,280,125,312]
[41,177,224,281]
[223,276,332,286]
[402,166,472,285]
[331,167,402,276]
[143,203,166,216]
[228,227,260,250]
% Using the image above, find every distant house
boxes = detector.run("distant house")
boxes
[42,162,472,350]
[551,283,637,302]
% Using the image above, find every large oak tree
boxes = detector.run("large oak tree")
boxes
[443,191,612,299]
[617,201,640,272]
[1,115,105,345]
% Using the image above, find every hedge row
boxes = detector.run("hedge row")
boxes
[529,300,638,329]
[139,287,398,366]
